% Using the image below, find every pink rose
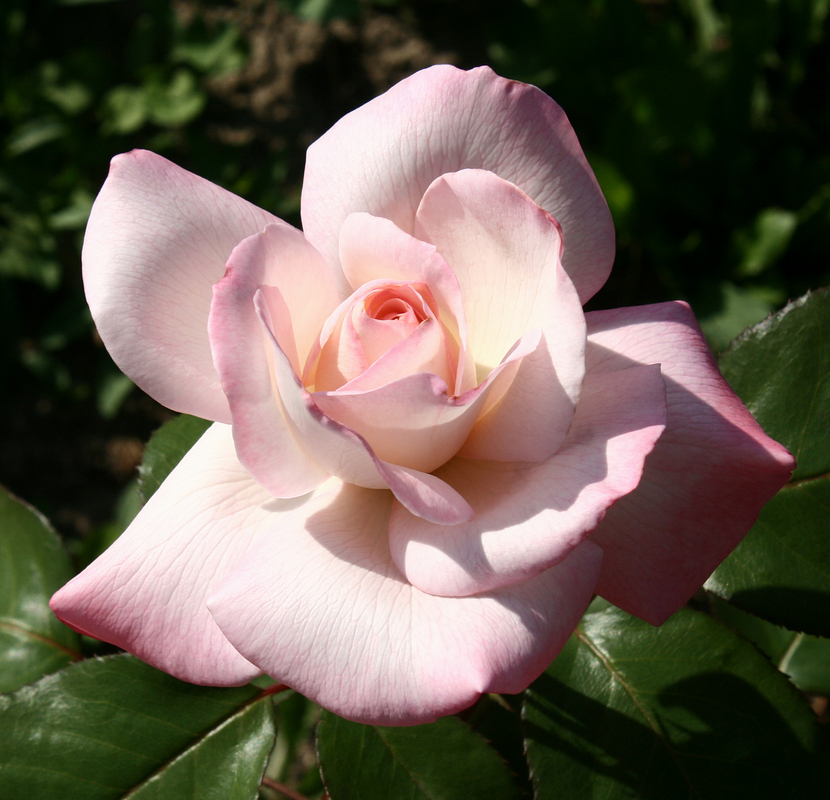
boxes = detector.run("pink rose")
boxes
[50,66,793,725]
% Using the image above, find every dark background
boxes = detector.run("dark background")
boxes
[1,0,828,543]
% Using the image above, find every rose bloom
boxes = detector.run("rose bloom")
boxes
[51,66,793,725]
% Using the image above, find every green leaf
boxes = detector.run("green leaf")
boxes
[173,26,245,76]
[104,85,148,134]
[707,289,830,634]
[467,694,532,796]
[0,654,276,800]
[718,288,829,480]
[317,711,522,800]
[523,600,826,800]
[0,486,80,692]
[73,479,143,568]
[713,598,830,696]
[706,477,830,635]
[6,118,68,156]
[47,188,94,231]
[282,0,361,23]
[590,156,634,221]
[144,70,206,129]
[698,281,782,354]
[138,415,212,502]
[269,693,325,797]
[96,370,135,419]
[734,207,798,278]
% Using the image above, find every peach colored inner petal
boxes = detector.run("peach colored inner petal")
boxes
[338,213,477,396]
[307,280,456,394]
[353,284,426,366]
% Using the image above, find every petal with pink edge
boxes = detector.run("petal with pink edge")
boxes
[585,302,796,625]
[416,170,586,462]
[302,65,613,304]
[389,364,666,597]
[48,423,288,686]
[255,292,473,525]
[207,482,603,725]
[209,225,336,497]
[83,150,279,422]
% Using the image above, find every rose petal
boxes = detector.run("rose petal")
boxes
[302,65,614,304]
[83,150,279,422]
[209,224,337,497]
[207,482,603,725]
[416,169,586,462]
[256,292,473,525]
[314,330,538,474]
[310,281,454,394]
[585,302,796,624]
[389,364,666,596]
[49,423,273,686]
[339,213,477,394]
[353,288,423,366]
[342,316,454,393]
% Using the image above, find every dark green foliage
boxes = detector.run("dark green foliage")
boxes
[317,711,522,800]
[1,4,829,799]
[523,599,827,800]
[708,289,830,635]
[0,654,276,800]
[0,485,80,692]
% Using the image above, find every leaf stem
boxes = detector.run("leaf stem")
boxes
[261,776,313,800]
[257,682,291,699]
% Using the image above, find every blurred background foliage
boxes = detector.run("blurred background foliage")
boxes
[1,0,828,536]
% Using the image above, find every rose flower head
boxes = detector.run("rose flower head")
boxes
[50,66,794,725]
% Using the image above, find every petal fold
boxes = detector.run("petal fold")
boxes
[256,292,473,525]
[416,169,586,462]
[209,224,336,497]
[207,483,603,725]
[585,302,796,624]
[389,364,666,596]
[302,65,614,303]
[83,150,279,421]
[313,329,540,475]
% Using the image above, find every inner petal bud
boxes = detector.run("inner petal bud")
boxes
[307,280,455,393]
[355,285,427,367]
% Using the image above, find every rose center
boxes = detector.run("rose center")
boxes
[363,286,427,322]
[353,285,429,367]
[306,280,455,393]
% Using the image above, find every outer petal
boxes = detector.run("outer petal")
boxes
[389,365,666,597]
[302,65,614,304]
[83,150,279,422]
[49,423,277,686]
[209,224,336,497]
[416,170,586,462]
[256,292,473,525]
[339,212,477,394]
[585,302,796,624]
[207,482,603,725]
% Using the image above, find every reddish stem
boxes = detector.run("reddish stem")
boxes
[258,682,290,698]
[261,776,313,800]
